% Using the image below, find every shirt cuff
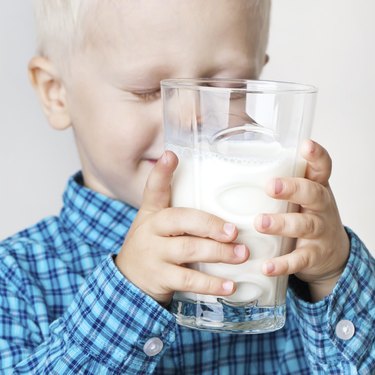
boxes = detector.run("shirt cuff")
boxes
[63,254,176,372]
[288,228,375,369]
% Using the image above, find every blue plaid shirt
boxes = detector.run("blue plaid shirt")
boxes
[0,173,374,374]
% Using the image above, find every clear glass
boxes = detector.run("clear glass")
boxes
[161,79,317,334]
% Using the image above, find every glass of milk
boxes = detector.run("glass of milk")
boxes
[161,79,317,334]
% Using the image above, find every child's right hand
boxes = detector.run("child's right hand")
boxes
[115,151,249,305]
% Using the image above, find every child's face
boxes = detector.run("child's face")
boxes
[64,0,268,208]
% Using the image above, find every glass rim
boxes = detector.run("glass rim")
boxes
[161,78,317,94]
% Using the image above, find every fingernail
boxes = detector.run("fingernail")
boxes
[274,179,283,195]
[234,244,246,258]
[222,280,234,292]
[223,223,235,236]
[264,262,275,274]
[262,215,271,229]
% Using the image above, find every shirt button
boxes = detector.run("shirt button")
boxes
[335,319,355,340]
[143,337,164,356]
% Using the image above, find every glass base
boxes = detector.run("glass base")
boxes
[171,298,286,334]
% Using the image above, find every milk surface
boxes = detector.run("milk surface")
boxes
[168,141,305,307]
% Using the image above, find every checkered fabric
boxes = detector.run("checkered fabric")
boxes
[0,173,374,374]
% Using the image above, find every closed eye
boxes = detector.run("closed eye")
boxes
[131,88,161,101]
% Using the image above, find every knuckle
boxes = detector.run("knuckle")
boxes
[204,277,215,293]
[313,217,324,237]
[218,242,230,260]
[181,237,195,260]
[163,207,174,216]
[280,215,288,233]
[313,182,326,203]
[290,179,300,196]
[181,270,195,291]
[286,258,297,274]
[285,252,308,274]
[281,259,290,274]
[280,214,296,235]
[323,186,332,203]
[205,214,219,230]
[160,207,177,224]
[298,253,310,269]
[304,216,316,235]
[206,277,222,294]
[273,214,286,234]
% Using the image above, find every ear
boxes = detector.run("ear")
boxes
[28,56,71,130]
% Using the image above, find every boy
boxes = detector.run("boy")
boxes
[0,0,374,373]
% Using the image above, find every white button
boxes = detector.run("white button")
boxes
[143,337,164,356]
[335,319,355,340]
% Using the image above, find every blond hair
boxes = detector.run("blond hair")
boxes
[32,0,92,74]
[33,0,271,75]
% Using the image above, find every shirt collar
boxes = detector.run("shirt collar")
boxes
[60,172,138,251]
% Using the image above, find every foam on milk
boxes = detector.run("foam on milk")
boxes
[168,141,306,307]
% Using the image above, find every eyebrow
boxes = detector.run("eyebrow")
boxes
[113,64,171,88]
[113,55,258,91]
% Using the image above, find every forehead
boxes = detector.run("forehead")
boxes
[79,0,269,77]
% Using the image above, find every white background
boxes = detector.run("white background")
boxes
[1,1,374,254]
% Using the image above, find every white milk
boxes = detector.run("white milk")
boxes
[168,141,306,307]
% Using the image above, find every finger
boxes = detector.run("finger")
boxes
[142,151,178,212]
[154,207,238,242]
[164,237,249,264]
[262,247,317,276]
[266,177,330,211]
[301,139,332,186]
[167,265,235,296]
[255,212,324,239]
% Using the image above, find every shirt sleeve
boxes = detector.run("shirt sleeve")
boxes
[287,228,375,374]
[0,251,177,374]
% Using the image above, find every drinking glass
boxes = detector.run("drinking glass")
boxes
[161,79,317,334]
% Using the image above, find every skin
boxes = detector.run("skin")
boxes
[28,0,349,305]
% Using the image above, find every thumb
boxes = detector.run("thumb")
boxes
[141,150,178,212]
[301,139,332,186]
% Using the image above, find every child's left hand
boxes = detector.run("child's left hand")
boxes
[254,139,350,301]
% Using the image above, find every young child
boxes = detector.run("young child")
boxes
[1,1,374,373]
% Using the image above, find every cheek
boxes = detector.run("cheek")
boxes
[68,83,159,160]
